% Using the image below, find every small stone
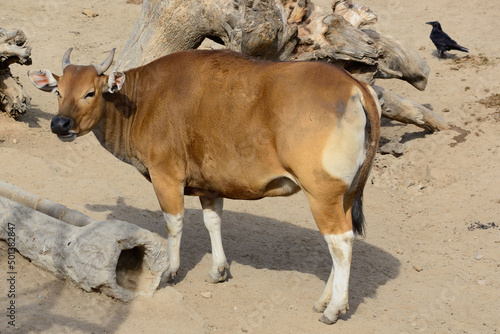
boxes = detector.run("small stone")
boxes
[82,9,99,18]
[12,138,18,144]
[200,291,212,299]
[477,280,486,286]
[422,103,433,110]
[413,265,423,272]
[379,140,404,157]
[396,249,404,255]
[474,253,483,260]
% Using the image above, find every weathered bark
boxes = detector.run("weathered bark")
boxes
[0,28,31,118]
[294,10,379,65]
[0,180,169,301]
[115,0,297,70]
[114,0,447,131]
[293,9,429,91]
[364,29,429,91]
[332,0,377,28]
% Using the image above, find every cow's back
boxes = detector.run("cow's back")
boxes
[126,49,375,199]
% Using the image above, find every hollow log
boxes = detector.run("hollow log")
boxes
[115,0,447,131]
[0,28,31,118]
[0,180,169,301]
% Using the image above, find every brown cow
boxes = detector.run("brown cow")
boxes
[28,48,381,324]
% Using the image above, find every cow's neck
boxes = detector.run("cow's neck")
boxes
[93,69,140,167]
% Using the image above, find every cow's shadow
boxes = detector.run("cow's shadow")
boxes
[86,197,400,318]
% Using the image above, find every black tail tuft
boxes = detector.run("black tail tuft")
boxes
[352,195,366,236]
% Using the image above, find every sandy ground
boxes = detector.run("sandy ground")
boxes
[0,0,499,333]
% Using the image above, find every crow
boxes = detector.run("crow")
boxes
[426,21,469,58]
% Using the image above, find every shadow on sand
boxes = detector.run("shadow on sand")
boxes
[86,197,401,320]
[0,194,400,333]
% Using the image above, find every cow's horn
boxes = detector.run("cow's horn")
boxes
[62,47,73,72]
[94,48,116,75]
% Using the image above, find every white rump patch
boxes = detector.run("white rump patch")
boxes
[322,86,367,186]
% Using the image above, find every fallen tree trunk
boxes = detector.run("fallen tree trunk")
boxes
[373,85,450,131]
[115,0,448,131]
[0,28,31,118]
[0,180,169,301]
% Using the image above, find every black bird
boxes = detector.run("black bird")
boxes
[426,21,469,58]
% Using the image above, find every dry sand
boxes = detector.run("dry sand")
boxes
[0,0,499,333]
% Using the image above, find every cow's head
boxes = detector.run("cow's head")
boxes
[28,48,126,142]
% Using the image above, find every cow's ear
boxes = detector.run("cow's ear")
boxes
[27,69,59,92]
[107,71,126,93]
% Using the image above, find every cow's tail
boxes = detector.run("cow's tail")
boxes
[351,83,381,236]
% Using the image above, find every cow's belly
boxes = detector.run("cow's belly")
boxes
[184,175,301,200]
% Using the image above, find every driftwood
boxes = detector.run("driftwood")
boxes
[115,0,298,70]
[373,85,449,131]
[364,29,429,91]
[0,28,31,118]
[115,0,447,132]
[0,180,169,301]
[332,0,377,28]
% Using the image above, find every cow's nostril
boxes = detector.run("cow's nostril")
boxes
[51,116,74,135]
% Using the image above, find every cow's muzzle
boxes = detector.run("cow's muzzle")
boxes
[51,116,77,142]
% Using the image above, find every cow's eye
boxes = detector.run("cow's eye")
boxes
[84,91,95,99]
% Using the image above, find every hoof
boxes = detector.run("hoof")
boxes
[205,273,223,284]
[205,265,228,284]
[312,303,327,313]
[342,303,350,313]
[318,303,349,325]
[163,269,178,283]
[319,314,338,325]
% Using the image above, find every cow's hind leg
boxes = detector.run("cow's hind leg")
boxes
[320,230,354,324]
[200,196,229,283]
[306,192,354,325]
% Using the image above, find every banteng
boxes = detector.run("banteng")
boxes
[28,48,381,324]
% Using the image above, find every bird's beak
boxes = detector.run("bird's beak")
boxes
[426,22,432,25]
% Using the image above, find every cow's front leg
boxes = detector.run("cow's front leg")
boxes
[151,173,185,282]
[200,196,229,283]
[163,211,184,281]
